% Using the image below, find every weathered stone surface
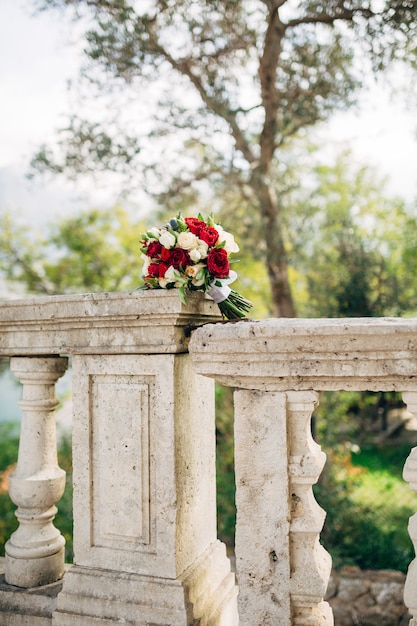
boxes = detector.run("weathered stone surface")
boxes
[0,558,64,626]
[189,317,417,391]
[0,290,220,356]
[234,389,291,624]
[288,391,333,625]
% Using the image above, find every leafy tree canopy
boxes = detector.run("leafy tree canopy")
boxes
[0,206,144,295]
[288,150,417,317]
[4,149,416,323]
[30,0,417,315]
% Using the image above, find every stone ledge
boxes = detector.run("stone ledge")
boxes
[0,290,221,356]
[189,317,417,391]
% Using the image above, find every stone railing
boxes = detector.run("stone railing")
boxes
[1,292,417,626]
[188,317,417,626]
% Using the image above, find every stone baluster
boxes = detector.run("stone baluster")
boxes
[287,390,333,626]
[402,391,417,626]
[5,356,68,588]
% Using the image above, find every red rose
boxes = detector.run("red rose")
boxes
[161,247,172,262]
[207,248,230,278]
[199,226,219,247]
[185,217,206,236]
[146,241,163,258]
[158,262,170,277]
[147,262,161,278]
[170,248,190,269]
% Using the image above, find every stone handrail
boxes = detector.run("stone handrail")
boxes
[1,294,417,626]
[188,317,417,626]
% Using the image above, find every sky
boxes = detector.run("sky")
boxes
[1,0,417,226]
[0,0,112,221]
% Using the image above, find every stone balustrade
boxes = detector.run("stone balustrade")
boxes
[0,291,238,626]
[188,317,417,626]
[1,294,417,626]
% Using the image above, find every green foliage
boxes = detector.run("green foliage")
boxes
[316,443,417,572]
[55,435,74,563]
[0,206,146,295]
[0,423,20,556]
[0,422,19,471]
[314,390,416,573]
[285,150,417,318]
[215,384,236,546]
[314,390,405,447]
[31,118,142,181]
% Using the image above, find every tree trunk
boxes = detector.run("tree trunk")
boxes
[250,171,296,318]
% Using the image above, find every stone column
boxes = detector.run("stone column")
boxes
[234,389,291,625]
[53,352,238,626]
[402,391,417,626]
[5,355,68,588]
[287,391,333,626]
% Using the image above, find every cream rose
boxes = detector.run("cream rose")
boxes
[217,228,239,253]
[159,230,176,249]
[197,240,209,259]
[141,255,151,276]
[189,248,201,262]
[177,231,198,250]
[147,227,161,239]
[185,263,206,287]
[164,265,177,283]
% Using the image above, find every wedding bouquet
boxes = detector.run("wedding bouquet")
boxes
[140,213,252,320]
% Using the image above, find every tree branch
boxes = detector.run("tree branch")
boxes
[285,7,375,29]
[148,37,257,166]
[258,3,286,170]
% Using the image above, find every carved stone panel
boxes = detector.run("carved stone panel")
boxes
[71,354,177,578]
[90,374,151,548]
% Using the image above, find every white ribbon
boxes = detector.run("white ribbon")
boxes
[207,270,237,304]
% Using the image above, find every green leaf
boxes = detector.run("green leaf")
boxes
[178,285,188,305]
[207,212,216,227]
[196,267,206,280]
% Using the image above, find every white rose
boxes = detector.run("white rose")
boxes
[141,255,151,276]
[197,240,209,259]
[164,265,177,283]
[189,248,201,262]
[159,230,176,249]
[159,277,168,288]
[185,263,206,287]
[148,227,161,238]
[177,231,198,250]
[218,230,239,253]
